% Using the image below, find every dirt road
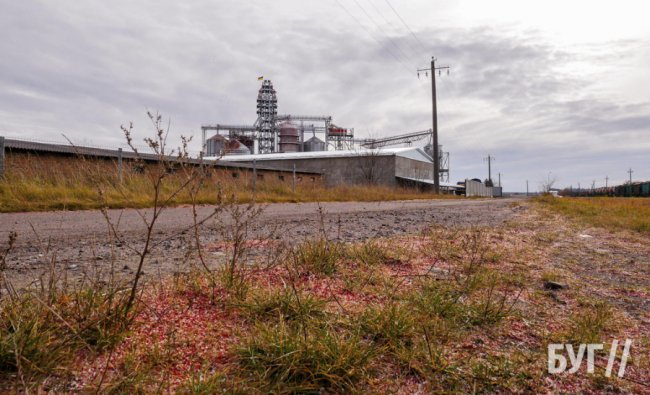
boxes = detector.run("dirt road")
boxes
[1,198,522,288]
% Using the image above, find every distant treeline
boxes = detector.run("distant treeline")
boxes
[560,181,650,197]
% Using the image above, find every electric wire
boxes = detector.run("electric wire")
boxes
[332,0,414,74]
[363,0,421,61]
[383,0,428,51]
[349,0,416,68]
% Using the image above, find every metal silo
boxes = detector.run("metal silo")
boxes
[278,121,300,153]
[303,135,326,152]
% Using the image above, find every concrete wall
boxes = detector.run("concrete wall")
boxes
[237,155,397,187]
[233,154,436,188]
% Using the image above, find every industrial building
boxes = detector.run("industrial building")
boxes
[201,80,354,156]
[201,79,451,188]
[207,147,459,191]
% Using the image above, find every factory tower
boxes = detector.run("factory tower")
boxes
[255,80,278,154]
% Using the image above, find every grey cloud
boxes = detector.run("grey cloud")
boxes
[0,0,648,191]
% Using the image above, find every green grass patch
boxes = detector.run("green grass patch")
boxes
[242,286,326,323]
[237,319,374,393]
[0,280,133,388]
[292,238,347,276]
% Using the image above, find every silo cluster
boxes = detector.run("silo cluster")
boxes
[201,79,350,155]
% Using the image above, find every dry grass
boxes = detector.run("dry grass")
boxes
[0,154,456,212]
[59,229,530,393]
[534,195,650,233]
[2,207,650,393]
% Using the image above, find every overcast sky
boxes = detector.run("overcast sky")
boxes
[2,0,649,191]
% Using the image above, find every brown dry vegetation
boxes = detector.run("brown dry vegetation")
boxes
[535,195,650,234]
[1,199,649,393]
[0,153,456,213]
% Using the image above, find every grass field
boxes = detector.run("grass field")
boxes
[0,154,456,212]
[3,206,648,393]
[2,193,649,392]
[535,195,650,233]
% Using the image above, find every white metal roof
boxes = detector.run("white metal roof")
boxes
[204,147,433,163]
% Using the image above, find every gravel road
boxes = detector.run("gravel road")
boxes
[0,198,523,288]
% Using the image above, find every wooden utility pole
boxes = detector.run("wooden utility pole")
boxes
[418,57,449,194]
[628,168,633,184]
[484,154,494,184]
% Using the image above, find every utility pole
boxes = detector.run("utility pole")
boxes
[628,168,633,184]
[605,176,609,188]
[498,172,501,188]
[526,180,529,196]
[483,155,495,185]
[418,57,449,194]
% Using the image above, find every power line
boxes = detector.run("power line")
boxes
[350,0,416,66]
[332,0,413,74]
[376,0,435,97]
[383,0,427,51]
[364,0,422,65]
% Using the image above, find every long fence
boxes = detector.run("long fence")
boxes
[0,136,321,186]
[561,181,650,197]
[0,136,5,178]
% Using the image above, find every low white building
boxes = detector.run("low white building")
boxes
[208,147,453,189]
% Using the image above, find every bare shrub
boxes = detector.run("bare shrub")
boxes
[539,173,558,194]
[209,201,266,300]
[101,112,221,316]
